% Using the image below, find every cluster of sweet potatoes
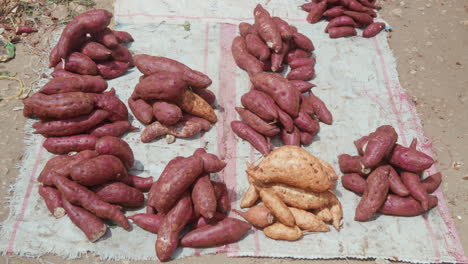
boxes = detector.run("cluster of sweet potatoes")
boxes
[301,0,386,38]
[37,137,154,242]
[236,146,342,241]
[231,5,332,155]
[128,54,217,144]
[49,9,134,79]
[129,149,250,261]
[338,125,441,221]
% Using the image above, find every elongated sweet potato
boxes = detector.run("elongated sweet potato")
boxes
[236,107,280,137]
[421,172,442,193]
[38,155,71,186]
[275,106,294,133]
[325,16,358,33]
[113,30,134,43]
[289,207,330,232]
[231,121,270,155]
[355,165,390,221]
[239,22,257,37]
[192,149,226,173]
[259,189,295,227]
[300,131,315,145]
[354,135,369,155]
[111,44,134,66]
[95,136,134,169]
[287,65,315,81]
[92,28,118,48]
[240,184,259,208]
[70,155,128,186]
[361,125,398,168]
[120,174,153,192]
[308,93,332,124]
[307,0,327,24]
[175,89,217,123]
[234,205,274,228]
[92,182,144,207]
[300,2,316,12]
[323,6,345,18]
[90,121,137,137]
[63,52,98,75]
[401,171,429,210]
[379,194,438,216]
[388,166,410,197]
[39,185,65,218]
[212,181,230,214]
[43,135,97,154]
[192,175,217,219]
[156,192,193,261]
[313,207,333,223]
[192,88,216,105]
[286,49,311,64]
[338,154,369,175]
[245,34,271,61]
[231,36,264,76]
[81,41,111,60]
[23,92,95,119]
[241,90,278,121]
[291,80,315,93]
[271,41,289,72]
[254,4,282,53]
[141,114,210,143]
[293,112,320,134]
[264,223,302,241]
[40,75,107,95]
[281,126,301,146]
[272,17,293,40]
[328,27,357,38]
[181,217,251,248]
[96,61,129,79]
[128,97,153,124]
[343,11,373,25]
[129,213,163,233]
[290,57,316,69]
[153,101,183,126]
[342,173,367,194]
[292,32,314,52]
[193,213,226,229]
[389,144,434,172]
[94,93,128,121]
[363,22,385,38]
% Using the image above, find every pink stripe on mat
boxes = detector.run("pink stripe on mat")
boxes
[6,140,46,255]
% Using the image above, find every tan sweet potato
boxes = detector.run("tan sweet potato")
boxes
[379,194,438,216]
[153,101,183,126]
[95,136,134,169]
[92,28,118,48]
[113,30,134,43]
[234,205,274,228]
[23,92,95,119]
[40,75,107,95]
[355,165,390,221]
[330,198,343,230]
[70,155,128,186]
[129,213,163,233]
[240,184,259,208]
[245,34,271,61]
[192,175,217,219]
[212,181,230,214]
[92,182,144,207]
[120,174,153,192]
[96,61,129,79]
[241,90,278,121]
[43,135,97,154]
[328,27,357,38]
[325,16,358,33]
[259,189,295,227]
[361,125,398,168]
[289,207,330,232]
[263,223,302,241]
[401,171,430,210]
[307,0,327,24]
[192,88,216,105]
[81,41,111,60]
[90,121,138,137]
[272,17,293,40]
[231,121,270,155]
[254,4,282,53]
[239,22,257,37]
[421,172,442,193]
[175,89,217,123]
[141,114,210,143]
[39,185,65,218]
[94,93,128,121]
[231,36,263,76]
[389,144,434,173]
[236,107,280,137]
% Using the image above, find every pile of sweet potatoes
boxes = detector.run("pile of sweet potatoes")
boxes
[128,54,217,143]
[130,149,250,261]
[37,138,154,241]
[300,0,386,38]
[236,146,342,241]
[231,5,332,155]
[338,125,441,220]
[49,9,134,79]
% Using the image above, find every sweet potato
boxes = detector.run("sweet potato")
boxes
[254,4,282,53]
[96,61,129,79]
[259,189,295,227]
[181,217,251,248]
[92,182,144,207]
[389,144,434,172]
[307,0,327,24]
[292,32,314,52]
[300,2,316,12]
[212,181,230,214]
[61,195,107,242]
[40,75,107,95]
[141,114,210,142]
[193,213,226,229]
[111,44,134,66]
[95,136,134,169]
[281,126,301,146]
[34,110,109,137]
[275,106,294,133]
[341,173,367,194]
[239,22,257,37]
[231,121,270,155]
[90,121,137,137]
[148,156,203,213]
[290,80,315,94]
[94,93,128,121]
[38,155,71,185]
[70,155,128,186]
[325,16,358,33]
[236,107,280,137]
[23,92,95,119]
[92,28,118,48]
[249,146,334,192]
[308,92,333,124]
[49,9,112,67]
[361,125,398,168]
[355,165,390,221]
[120,174,153,192]
[175,89,217,123]
[313,207,333,223]
[271,41,289,72]
[330,198,343,230]
[388,166,410,197]
[43,135,97,154]
[328,27,357,38]
[234,205,274,228]
[193,149,226,173]
[272,17,293,40]
[50,69,80,78]
[191,88,215,106]
[133,54,212,88]
[401,171,430,210]
[343,11,373,25]
[241,90,278,121]
[63,52,98,75]
[362,22,385,38]
[293,112,320,134]
[251,72,300,117]
[289,207,330,232]
[152,101,183,126]
[358,0,381,9]
[192,175,217,219]
[290,57,316,70]
[54,176,130,229]
[287,65,315,81]
[299,131,315,145]
[128,97,153,124]
[129,213,163,233]
[113,30,134,43]
[323,6,345,18]
[338,154,369,175]
[156,192,193,261]
[379,194,438,216]
[285,49,311,64]
[231,36,264,76]
[81,41,111,60]
[354,135,369,155]
[245,34,271,61]
[240,184,259,208]
[39,185,65,218]
[421,172,442,193]
[264,223,302,241]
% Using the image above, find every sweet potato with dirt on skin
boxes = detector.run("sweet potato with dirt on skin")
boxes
[192,88,216,105]
[120,174,153,192]
[245,34,271,61]
[289,207,330,232]
[389,144,434,172]
[272,17,293,40]
[231,36,264,76]
[323,6,345,18]
[264,223,303,241]
[92,28,118,48]
[61,195,107,242]
[338,154,370,175]
[63,52,98,75]
[176,89,217,123]
[361,125,398,168]
[292,32,314,52]
[401,171,430,210]
[355,165,390,221]
[343,11,373,25]
[388,166,410,197]
[354,135,369,155]
[43,135,97,154]
[192,175,217,219]
[34,110,110,137]
[92,182,144,207]
[294,112,320,134]
[254,4,282,53]
[308,92,333,125]
[290,57,316,69]
[153,101,183,126]
[328,27,357,38]
[259,189,295,227]
[90,121,138,138]
[325,16,359,33]
[239,22,257,37]
[111,44,134,66]
[39,185,65,218]
[363,22,386,38]
[96,61,129,79]
[23,92,95,120]
[54,176,130,229]
[285,49,311,64]
[40,75,108,95]
[421,172,442,193]
[233,205,274,228]
[379,194,438,216]
[129,213,163,233]
[281,126,301,146]
[236,107,280,137]
[341,173,367,194]
[271,41,289,72]
[141,114,210,143]
[287,65,315,81]
[70,155,128,186]
[240,184,259,208]
[128,97,153,124]
[212,181,230,214]
[95,136,134,169]
[49,9,113,67]
[81,41,111,60]
[307,0,327,24]
[231,121,270,155]
[181,217,251,248]
[94,93,128,121]
[113,30,134,43]
[156,192,193,261]
[241,90,278,121]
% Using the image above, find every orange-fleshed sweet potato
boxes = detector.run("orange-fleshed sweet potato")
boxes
[148,156,203,213]
[113,30,134,43]
[235,107,280,137]
[34,110,110,137]
[363,22,385,38]
[239,22,257,37]
[285,49,311,64]
[308,92,333,125]
[129,213,163,233]
[355,165,390,221]
[276,106,294,133]
[292,32,314,52]
[287,65,315,81]
[94,93,128,121]
[231,36,263,76]
[307,0,327,24]
[212,181,230,214]
[300,131,315,145]
[241,90,278,121]
[379,194,438,216]
[343,11,373,25]
[23,92,95,119]
[290,80,315,93]
[293,112,320,134]
[133,54,212,89]
[281,126,301,146]
[90,121,137,137]
[141,114,210,143]
[192,88,216,105]
[272,17,293,40]
[61,195,107,242]
[325,16,358,33]
[96,61,129,79]
[193,148,226,173]
[120,174,153,192]
[181,217,251,248]
[153,101,183,126]
[92,28,118,48]
[234,205,274,228]
[156,192,193,261]
[92,182,144,207]
[401,171,430,210]
[70,155,128,186]
[323,6,345,18]
[95,136,134,169]
[39,185,65,218]
[251,72,300,117]
[81,41,111,60]
[63,52,98,75]
[128,97,153,124]
[389,144,434,172]
[175,89,217,123]
[388,166,410,197]
[54,176,130,229]
[254,4,282,53]
[111,44,134,66]
[231,121,270,155]
[341,173,367,194]
[361,125,398,168]
[289,57,316,69]
[43,135,97,154]
[192,175,217,219]
[245,34,271,61]
[421,172,442,193]
[328,27,357,38]
[40,75,107,95]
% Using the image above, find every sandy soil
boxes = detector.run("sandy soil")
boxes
[0,0,466,263]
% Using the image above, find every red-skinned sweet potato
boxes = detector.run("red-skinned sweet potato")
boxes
[343,11,373,25]
[276,106,294,133]
[94,93,128,121]
[235,107,280,137]
[325,16,359,33]
[63,52,98,75]
[134,72,187,101]
[111,44,134,66]
[241,90,278,121]
[290,57,316,69]
[388,166,410,197]
[285,49,311,64]
[293,112,320,134]
[287,65,315,81]
[354,135,370,155]
[192,88,216,105]
[355,165,390,221]
[361,125,398,168]
[231,121,270,155]
[389,144,434,172]
[96,61,129,79]
[328,27,358,38]
[70,155,128,186]
[192,175,217,219]
[254,4,282,53]
[39,185,65,218]
[379,194,438,216]
[193,213,226,229]
[421,172,442,193]
[113,30,134,43]
[141,114,210,143]
[192,148,227,173]
[234,205,274,228]
[358,0,381,9]
[239,22,257,37]
[300,130,315,145]
[81,41,111,60]
[40,75,107,95]
[272,17,293,40]
[308,92,333,125]
[90,121,138,137]
[128,97,153,124]
[43,135,97,154]
[271,41,289,72]
[300,2,316,12]
[23,92,95,120]
[401,171,430,210]
[290,80,316,93]
[338,154,370,175]
[245,34,271,61]
[231,36,264,76]
[95,136,134,169]
[292,32,314,52]
[212,181,231,214]
[152,101,183,126]
[129,213,163,233]
[323,6,345,18]
[307,0,327,24]
[92,28,118,48]
[342,173,367,194]
[38,155,71,186]
[92,182,144,207]
[281,126,301,146]
[120,174,153,192]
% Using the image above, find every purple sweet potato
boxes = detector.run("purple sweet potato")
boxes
[134,72,188,101]
[292,32,314,52]
[231,36,264,76]
[70,155,128,186]
[23,92,95,120]
[192,175,217,219]
[94,93,129,121]
[388,166,410,197]
[235,107,280,137]
[241,90,278,121]
[89,121,138,138]
[254,4,282,53]
[287,65,315,81]
[40,75,107,95]
[354,135,369,155]
[38,156,71,187]
[96,61,129,79]
[192,148,226,173]
[355,165,390,221]
[421,172,442,193]
[379,194,438,216]
[361,125,398,168]
[401,171,430,210]
[113,30,134,43]
[152,101,183,126]
[193,212,226,229]
[95,136,134,169]
[341,173,367,195]
[39,185,65,218]
[328,27,357,38]
[231,121,270,155]
[281,126,301,146]
[389,144,434,172]
[81,41,111,60]
[308,92,333,124]
[245,33,271,61]
[43,135,97,154]
[212,181,230,214]
[120,174,153,192]
[92,28,118,48]
[272,17,293,40]
[325,16,358,33]
[363,22,386,38]
[129,213,163,233]
[293,112,320,134]
[92,182,144,207]
[271,41,289,72]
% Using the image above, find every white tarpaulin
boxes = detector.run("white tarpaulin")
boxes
[1,0,466,263]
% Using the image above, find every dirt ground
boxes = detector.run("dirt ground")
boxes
[0,0,466,263]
